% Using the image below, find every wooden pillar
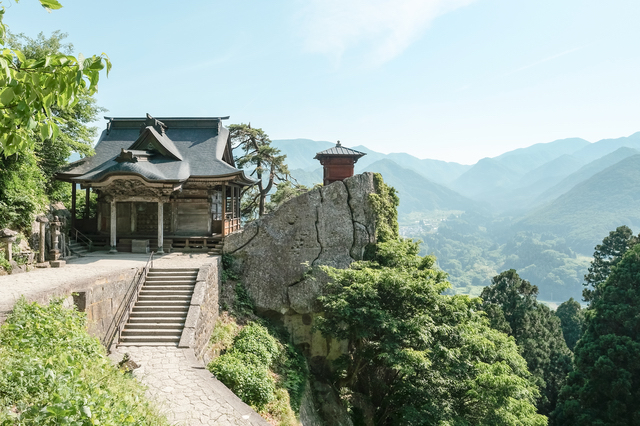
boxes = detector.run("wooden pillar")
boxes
[157,200,164,254]
[84,188,90,219]
[71,183,77,228]
[109,199,117,253]
[131,202,137,233]
[221,183,227,237]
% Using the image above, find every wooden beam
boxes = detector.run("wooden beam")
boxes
[109,199,117,253]
[157,200,165,254]
[71,183,77,228]
[221,183,226,237]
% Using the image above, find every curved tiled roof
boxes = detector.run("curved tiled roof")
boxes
[314,142,366,159]
[58,116,255,186]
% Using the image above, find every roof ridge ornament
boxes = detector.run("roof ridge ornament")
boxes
[336,140,341,147]
[141,113,168,135]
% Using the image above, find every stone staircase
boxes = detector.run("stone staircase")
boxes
[208,238,224,255]
[119,268,198,347]
[68,239,89,256]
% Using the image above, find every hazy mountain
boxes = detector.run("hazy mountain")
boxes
[516,154,585,189]
[535,147,640,206]
[362,159,481,217]
[451,157,521,199]
[570,132,640,163]
[289,167,323,188]
[271,139,334,171]
[517,154,640,254]
[492,137,590,174]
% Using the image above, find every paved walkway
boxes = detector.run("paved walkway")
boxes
[0,252,214,323]
[110,346,268,426]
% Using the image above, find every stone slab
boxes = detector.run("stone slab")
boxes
[50,260,66,268]
[132,239,150,254]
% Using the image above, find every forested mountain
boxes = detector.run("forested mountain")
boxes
[518,154,640,254]
[274,132,640,300]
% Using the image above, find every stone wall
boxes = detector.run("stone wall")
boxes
[22,267,140,342]
[224,173,377,360]
[179,258,221,362]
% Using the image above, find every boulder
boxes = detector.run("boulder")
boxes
[225,173,377,316]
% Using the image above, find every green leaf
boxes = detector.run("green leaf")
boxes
[0,87,14,106]
[39,0,63,10]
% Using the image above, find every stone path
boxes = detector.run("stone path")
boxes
[0,252,214,323]
[110,346,268,426]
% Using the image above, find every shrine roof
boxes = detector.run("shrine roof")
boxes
[314,142,366,159]
[57,115,255,186]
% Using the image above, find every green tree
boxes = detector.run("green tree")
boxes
[230,124,292,217]
[317,240,546,426]
[0,0,110,157]
[555,298,584,351]
[480,270,572,420]
[583,225,638,303]
[6,30,104,200]
[553,244,640,425]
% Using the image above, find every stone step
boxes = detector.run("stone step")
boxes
[121,328,184,336]
[125,317,184,330]
[144,277,197,283]
[140,284,195,291]
[139,288,194,295]
[118,342,178,347]
[119,335,181,343]
[137,295,192,302]
[149,268,199,273]
[128,311,187,319]
[132,305,189,313]
[135,299,190,306]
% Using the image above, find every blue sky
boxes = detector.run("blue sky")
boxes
[4,0,640,164]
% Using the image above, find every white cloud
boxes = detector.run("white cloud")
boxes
[295,0,476,65]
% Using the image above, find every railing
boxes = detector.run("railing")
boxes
[70,227,93,252]
[101,251,155,351]
[223,214,241,235]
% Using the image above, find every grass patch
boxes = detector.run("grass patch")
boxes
[0,297,168,425]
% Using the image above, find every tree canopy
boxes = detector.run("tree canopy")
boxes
[583,225,638,303]
[480,270,572,420]
[317,241,546,425]
[555,298,584,352]
[230,123,294,218]
[0,0,110,157]
[553,244,640,424]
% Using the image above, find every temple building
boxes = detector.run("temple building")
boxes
[56,114,254,253]
[314,141,366,186]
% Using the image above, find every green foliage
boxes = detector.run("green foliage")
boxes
[220,254,239,282]
[0,151,47,230]
[209,351,276,409]
[555,298,584,351]
[417,212,590,301]
[553,244,640,425]
[266,180,309,213]
[233,282,255,317]
[369,172,399,244]
[0,256,10,272]
[0,3,111,157]
[480,270,573,420]
[232,323,280,367]
[317,239,546,425]
[230,123,292,217]
[0,297,167,425]
[582,225,638,303]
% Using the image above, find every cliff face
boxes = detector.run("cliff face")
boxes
[224,172,377,360]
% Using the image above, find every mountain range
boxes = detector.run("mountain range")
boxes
[273,131,640,255]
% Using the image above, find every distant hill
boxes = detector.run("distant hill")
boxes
[535,147,640,206]
[517,154,640,254]
[570,132,640,163]
[492,137,589,174]
[451,157,521,199]
[271,139,334,171]
[362,159,481,217]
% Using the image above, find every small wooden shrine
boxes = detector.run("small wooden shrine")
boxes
[314,141,366,185]
[56,114,254,253]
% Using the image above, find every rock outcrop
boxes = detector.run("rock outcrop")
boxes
[224,173,377,359]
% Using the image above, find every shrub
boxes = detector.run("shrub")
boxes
[232,323,280,367]
[209,353,276,409]
[0,298,168,425]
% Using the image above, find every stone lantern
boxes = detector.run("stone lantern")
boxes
[0,228,17,262]
[49,216,65,267]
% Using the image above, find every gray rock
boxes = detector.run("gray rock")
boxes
[224,173,377,316]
